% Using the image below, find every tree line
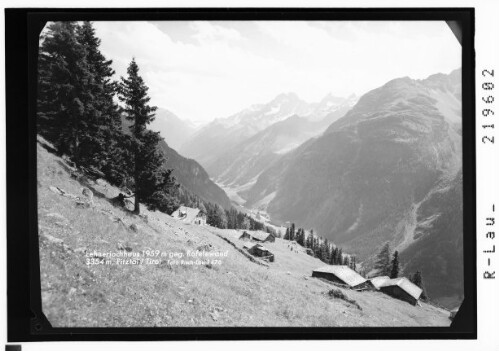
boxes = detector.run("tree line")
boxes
[37,21,278,235]
[283,223,357,271]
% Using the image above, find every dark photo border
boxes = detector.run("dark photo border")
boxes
[5,7,476,342]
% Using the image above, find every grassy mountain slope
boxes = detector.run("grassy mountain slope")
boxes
[37,139,450,327]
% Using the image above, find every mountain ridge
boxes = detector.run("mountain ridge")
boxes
[241,69,463,308]
[180,92,357,178]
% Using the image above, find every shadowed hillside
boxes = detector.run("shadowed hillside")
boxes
[244,70,462,308]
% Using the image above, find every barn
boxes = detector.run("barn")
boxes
[243,242,275,262]
[312,265,373,290]
[239,230,275,243]
[171,206,206,225]
[369,276,391,290]
[379,277,423,305]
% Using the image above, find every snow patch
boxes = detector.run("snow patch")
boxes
[265,104,281,116]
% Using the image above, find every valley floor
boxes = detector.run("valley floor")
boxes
[37,138,452,327]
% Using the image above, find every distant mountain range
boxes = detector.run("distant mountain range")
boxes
[180,92,357,186]
[242,69,462,308]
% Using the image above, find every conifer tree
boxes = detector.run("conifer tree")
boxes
[118,58,174,214]
[206,204,228,229]
[374,242,391,276]
[290,223,296,241]
[330,246,337,265]
[322,238,330,262]
[76,21,126,183]
[390,250,400,278]
[410,271,428,301]
[297,228,306,246]
[37,22,94,158]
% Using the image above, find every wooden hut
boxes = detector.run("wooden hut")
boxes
[312,265,373,290]
[243,243,275,262]
[239,230,275,243]
[379,277,423,305]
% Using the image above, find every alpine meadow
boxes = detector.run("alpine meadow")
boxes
[36,20,464,327]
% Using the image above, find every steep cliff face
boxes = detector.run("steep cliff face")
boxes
[401,171,463,309]
[244,70,462,307]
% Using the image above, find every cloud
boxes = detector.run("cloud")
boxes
[189,21,242,42]
[92,20,461,123]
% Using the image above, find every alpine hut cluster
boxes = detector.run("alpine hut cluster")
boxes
[312,266,424,306]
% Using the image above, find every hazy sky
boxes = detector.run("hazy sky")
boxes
[93,21,461,123]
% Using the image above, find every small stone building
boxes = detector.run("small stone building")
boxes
[379,277,423,305]
[312,265,373,290]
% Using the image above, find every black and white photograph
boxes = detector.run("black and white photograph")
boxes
[34,18,466,328]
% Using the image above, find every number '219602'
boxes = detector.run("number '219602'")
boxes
[482,69,495,145]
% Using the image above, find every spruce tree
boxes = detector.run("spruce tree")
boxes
[374,242,391,276]
[207,204,228,229]
[290,223,296,241]
[37,21,94,158]
[330,247,337,265]
[118,58,175,214]
[410,271,428,301]
[390,250,400,278]
[351,256,357,271]
[322,238,330,262]
[76,21,125,182]
[297,228,306,246]
[284,227,290,240]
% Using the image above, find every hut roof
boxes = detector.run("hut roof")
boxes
[369,276,391,290]
[171,206,201,223]
[313,265,367,287]
[243,242,259,250]
[380,277,423,300]
[243,230,273,241]
[254,245,271,252]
